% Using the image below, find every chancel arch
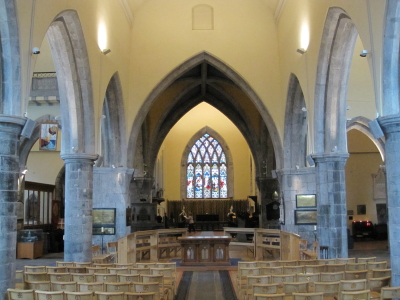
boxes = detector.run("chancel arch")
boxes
[180,126,234,199]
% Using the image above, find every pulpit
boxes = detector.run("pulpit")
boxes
[178,236,231,266]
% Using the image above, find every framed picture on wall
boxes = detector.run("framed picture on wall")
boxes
[295,210,317,225]
[296,194,316,208]
[93,208,116,235]
[39,123,58,151]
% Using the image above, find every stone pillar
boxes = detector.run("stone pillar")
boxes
[257,177,279,229]
[61,153,97,262]
[378,115,400,287]
[0,116,25,299]
[312,153,348,258]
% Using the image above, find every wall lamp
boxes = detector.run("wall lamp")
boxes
[360,50,370,57]
[102,49,111,55]
[297,48,307,55]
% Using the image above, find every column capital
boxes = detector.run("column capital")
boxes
[378,114,400,134]
[0,115,26,133]
[311,152,349,163]
[61,153,98,163]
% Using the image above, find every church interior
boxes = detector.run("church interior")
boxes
[1,0,400,299]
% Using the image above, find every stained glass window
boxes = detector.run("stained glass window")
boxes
[186,134,228,198]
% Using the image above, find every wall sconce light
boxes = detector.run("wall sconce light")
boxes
[32,47,40,54]
[102,49,111,55]
[360,50,370,57]
[21,167,28,175]
[297,48,306,55]
[301,107,307,112]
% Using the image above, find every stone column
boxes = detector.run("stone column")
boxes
[378,115,400,287]
[312,153,348,258]
[0,116,25,299]
[61,153,97,262]
[257,177,279,228]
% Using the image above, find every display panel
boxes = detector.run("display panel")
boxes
[296,194,316,208]
[93,208,116,235]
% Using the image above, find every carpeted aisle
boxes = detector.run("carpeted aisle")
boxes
[175,270,237,300]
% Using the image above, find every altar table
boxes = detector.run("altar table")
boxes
[178,235,232,266]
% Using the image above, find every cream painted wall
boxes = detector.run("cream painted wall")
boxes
[160,102,252,200]
[345,129,383,233]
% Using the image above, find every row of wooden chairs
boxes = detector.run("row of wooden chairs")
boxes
[239,278,392,300]
[8,289,160,300]
[252,290,374,300]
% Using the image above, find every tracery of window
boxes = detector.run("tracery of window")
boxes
[186,133,228,198]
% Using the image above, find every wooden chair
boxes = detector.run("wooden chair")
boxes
[302,242,319,260]
[379,286,400,300]
[95,291,125,300]
[304,265,325,274]
[260,267,283,276]
[125,292,156,300]
[340,289,370,300]
[244,275,271,300]
[131,282,163,300]
[237,267,262,294]
[339,279,367,292]
[150,268,176,296]
[71,273,94,283]
[74,262,92,268]
[368,276,391,299]
[357,257,376,263]
[257,261,280,267]
[56,262,75,267]
[271,274,295,287]
[296,273,320,291]
[67,267,87,274]
[336,258,356,264]
[252,283,280,298]
[313,281,340,300]
[107,242,118,263]
[154,262,177,280]
[86,267,108,274]
[25,281,51,291]
[283,281,309,295]
[367,262,387,270]
[64,291,93,300]
[8,289,35,300]
[278,260,298,266]
[48,273,72,282]
[107,267,129,274]
[104,282,131,292]
[283,266,305,275]
[239,262,259,269]
[136,263,156,269]
[93,263,114,268]
[51,281,77,292]
[25,266,47,273]
[15,270,24,289]
[317,259,336,265]
[77,282,104,293]
[325,264,346,273]
[24,272,48,282]
[118,274,140,283]
[346,263,367,271]
[93,273,118,283]
[344,270,369,280]
[372,269,391,279]
[320,272,345,282]
[254,293,286,300]
[298,260,318,266]
[129,268,151,275]
[35,291,64,300]
[46,266,67,273]
[114,263,135,268]
[293,292,324,300]
[141,275,168,298]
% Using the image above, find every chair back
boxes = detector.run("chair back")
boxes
[271,274,295,285]
[380,286,400,300]
[252,283,280,295]
[358,257,377,263]
[25,281,51,291]
[95,291,125,300]
[129,268,150,275]
[257,261,280,267]
[74,263,92,268]
[304,265,324,274]
[340,289,370,300]
[260,266,283,275]
[136,263,156,269]
[314,281,340,297]
[298,260,318,266]
[367,262,387,271]
[71,274,94,283]
[25,272,48,282]
[67,267,87,274]
[56,262,75,267]
[372,269,391,278]
[104,282,131,292]
[46,267,67,273]
[316,259,336,265]
[247,275,271,286]
[107,267,129,274]
[94,264,114,268]
[64,291,93,300]
[118,274,140,283]
[238,261,258,269]
[25,266,46,273]
[283,281,309,295]
[77,282,104,292]
[114,263,135,268]
[51,281,77,292]
[293,292,324,300]
[87,267,108,274]
[339,279,367,292]
[125,292,155,300]
[344,270,369,280]
[320,272,345,282]
[254,293,285,300]
[368,276,391,293]
[325,264,346,273]
[35,291,64,300]
[346,263,367,271]
[49,273,72,282]
[94,273,118,283]
[8,289,35,300]
[283,266,304,275]
[132,282,161,299]
[337,258,356,264]
[296,273,320,284]
[278,260,298,266]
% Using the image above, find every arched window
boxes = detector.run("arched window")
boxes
[186,133,228,198]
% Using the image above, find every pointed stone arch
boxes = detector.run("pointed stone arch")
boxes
[101,72,127,167]
[283,74,308,169]
[180,126,234,199]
